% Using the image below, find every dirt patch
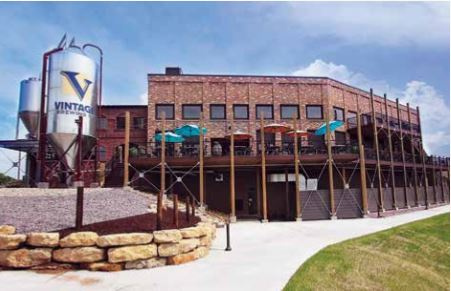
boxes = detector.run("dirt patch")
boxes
[58,210,200,236]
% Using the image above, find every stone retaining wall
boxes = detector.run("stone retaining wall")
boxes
[0,222,216,271]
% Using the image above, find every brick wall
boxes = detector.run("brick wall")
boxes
[147,74,419,142]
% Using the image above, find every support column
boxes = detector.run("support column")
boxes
[285,169,290,220]
[356,96,368,215]
[199,115,205,208]
[229,120,236,222]
[431,156,438,204]
[407,104,419,206]
[370,89,385,213]
[416,106,429,208]
[157,113,165,230]
[396,99,409,208]
[123,111,130,187]
[260,117,268,222]
[384,95,397,209]
[293,116,301,221]
[439,157,445,202]
[325,99,336,219]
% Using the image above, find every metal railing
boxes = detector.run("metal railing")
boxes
[347,113,420,133]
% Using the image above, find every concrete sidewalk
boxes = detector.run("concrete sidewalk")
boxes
[0,205,449,291]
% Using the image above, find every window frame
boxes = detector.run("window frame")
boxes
[210,104,226,120]
[97,117,108,130]
[133,117,146,129]
[155,104,175,120]
[182,104,202,120]
[233,104,249,120]
[280,104,300,119]
[306,105,324,120]
[116,116,125,130]
[256,104,274,120]
[333,106,345,121]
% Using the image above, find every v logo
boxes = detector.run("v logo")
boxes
[61,71,93,101]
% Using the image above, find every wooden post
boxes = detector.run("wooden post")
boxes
[407,104,419,206]
[416,106,429,208]
[199,115,205,207]
[293,116,301,220]
[370,89,384,213]
[191,198,196,218]
[173,194,179,228]
[396,99,409,208]
[260,116,268,222]
[384,95,397,209]
[439,157,445,202]
[123,111,130,187]
[157,113,165,230]
[230,120,236,222]
[356,96,368,215]
[284,169,290,220]
[186,196,190,222]
[325,100,336,219]
[431,156,438,204]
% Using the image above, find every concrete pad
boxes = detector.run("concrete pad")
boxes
[0,206,448,291]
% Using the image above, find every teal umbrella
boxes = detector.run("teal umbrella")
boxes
[154,132,185,143]
[314,121,344,136]
[175,124,207,137]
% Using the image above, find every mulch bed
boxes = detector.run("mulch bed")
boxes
[58,210,200,236]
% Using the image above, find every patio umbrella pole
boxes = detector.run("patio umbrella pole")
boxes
[293,115,301,221]
[396,99,409,208]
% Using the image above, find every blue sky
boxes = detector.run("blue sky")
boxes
[0,1,449,174]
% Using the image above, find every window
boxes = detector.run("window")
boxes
[307,130,324,146]
[347,111,357,126]
[210,104,226,120]
[281,105,299,119]
[335,131,346,145]
[233,104,249,120]
[256,105,274,119]
[98,146,107,161]
[116,116,125,129]
[306,105,323,119]
[182,104,202,120]
[333,107,345,121]
[97,117,108,129]
[133,117,145,129]
[156,104,174,120]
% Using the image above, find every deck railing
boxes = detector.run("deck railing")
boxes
[347,113,420,134]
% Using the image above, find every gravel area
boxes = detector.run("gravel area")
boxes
[0,188,153,233]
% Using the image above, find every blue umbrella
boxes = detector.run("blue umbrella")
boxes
[154,132,185,143]
[314,121,344,136]
[175,124,207,137]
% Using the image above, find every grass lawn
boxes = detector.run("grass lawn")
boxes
[284,213,450,291]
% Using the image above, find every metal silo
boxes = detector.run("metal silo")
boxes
[46,44,98,170]
[18,78,41,138]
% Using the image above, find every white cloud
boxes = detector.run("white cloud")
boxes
[293,59,450,156]
[272,2,449,48]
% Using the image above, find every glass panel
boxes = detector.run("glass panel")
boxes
[335,131,346,145]
[183,105,202,119]
[281,105,299,119]
[116,117,125,129]
[210,104,226,119]
[156,104,174,120]
[306,105,323,119]
[97,117,108,129]
[256,105,273,119]
[334,107,344,121]
[234,105,248,119]
[133,117,145,129]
